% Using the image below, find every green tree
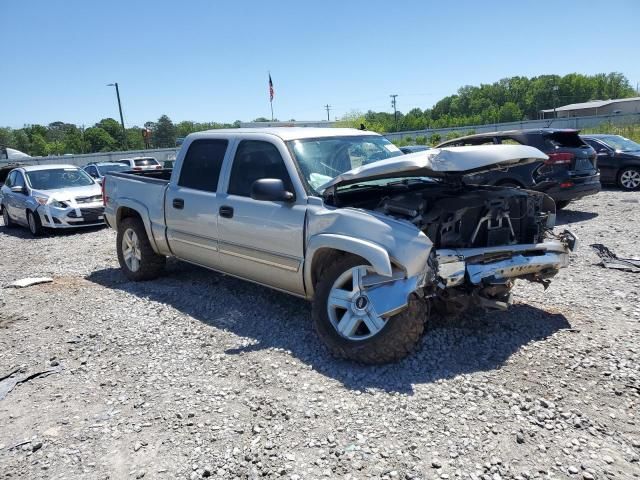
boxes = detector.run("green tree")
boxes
[84,127,117,152]
[0,127,14,147]
[125,128,145,150]
[14,130,31,154]
[152,115,177,148]
[31,133,48,156]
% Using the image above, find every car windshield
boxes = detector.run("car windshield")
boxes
[598,135,640,152]
[287,136,403,193]
[26,168,95,190]
[97,164,129,174]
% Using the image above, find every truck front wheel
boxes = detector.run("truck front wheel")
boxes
[117,217,166,281]
[312,255,427,364]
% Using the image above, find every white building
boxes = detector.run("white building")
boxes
[541,96,640,118]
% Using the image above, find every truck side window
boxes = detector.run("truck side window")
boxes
[178,139,228,192]
[228,140,293,197]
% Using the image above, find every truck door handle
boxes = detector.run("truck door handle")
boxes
[172,198,184,209]
[219,205,234,218]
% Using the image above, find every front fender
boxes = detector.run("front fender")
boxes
[305,233,393,297]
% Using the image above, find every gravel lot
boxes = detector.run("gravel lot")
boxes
[1,189,639,480]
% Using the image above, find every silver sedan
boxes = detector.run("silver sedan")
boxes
[1,164,105,236]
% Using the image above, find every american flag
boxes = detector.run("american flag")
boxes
[269,74,274,102]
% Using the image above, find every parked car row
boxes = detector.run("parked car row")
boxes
[398,130,639,205]
[0,156,161,236]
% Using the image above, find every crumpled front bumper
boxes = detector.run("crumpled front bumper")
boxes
[436,229,578,288]
[36,202,105,228]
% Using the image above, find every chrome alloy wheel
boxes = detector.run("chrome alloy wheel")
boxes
[122,228,142,272]
[620,169,640,189]
[327,265,387,341]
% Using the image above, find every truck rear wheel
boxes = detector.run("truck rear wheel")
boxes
[117,217,166,281]
[312,255,427,364]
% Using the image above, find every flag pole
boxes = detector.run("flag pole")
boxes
[269,71,274,122]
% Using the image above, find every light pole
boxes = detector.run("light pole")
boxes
[552,85,559,119]
[107,83,127,149]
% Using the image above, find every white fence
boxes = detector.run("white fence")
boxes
[383,112,640,142]
[9,147,179,168]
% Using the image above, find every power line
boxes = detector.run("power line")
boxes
[324,104,331,122]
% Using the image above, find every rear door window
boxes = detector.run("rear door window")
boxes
[584,139,607,152]
[178,139,228,192]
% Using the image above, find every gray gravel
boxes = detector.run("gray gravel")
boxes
[1,189,639,479]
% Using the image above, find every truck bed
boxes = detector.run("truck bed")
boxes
[109,168,173,184]
[103,169,173,244]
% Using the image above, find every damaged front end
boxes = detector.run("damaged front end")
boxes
[433,229,578,313]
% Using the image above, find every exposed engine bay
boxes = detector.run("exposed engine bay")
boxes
[330,181,556,249]
[328,180,568,315]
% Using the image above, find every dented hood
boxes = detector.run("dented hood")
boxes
[318,144,548,192]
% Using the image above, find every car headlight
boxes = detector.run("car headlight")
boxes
[35,197,68,208]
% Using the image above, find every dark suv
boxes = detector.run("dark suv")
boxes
[437,129,601,208]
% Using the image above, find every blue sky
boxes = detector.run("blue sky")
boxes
[2,0,639,128]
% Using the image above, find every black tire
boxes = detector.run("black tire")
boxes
[555,200,570,210]
[2,205,16,228]
[116,216,166,281]
[27,210,43,237]
[617,167,640,191]
[312,255,427,364]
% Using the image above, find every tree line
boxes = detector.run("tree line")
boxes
[0,115,243,157]
[337,72,637,133]
[1,72,636,156]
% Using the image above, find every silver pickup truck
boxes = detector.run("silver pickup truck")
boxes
[103,128,577,364]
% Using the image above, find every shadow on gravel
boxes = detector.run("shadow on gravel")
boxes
[87,263,571,394]
[555,209,598,225]
[0,222,107,238]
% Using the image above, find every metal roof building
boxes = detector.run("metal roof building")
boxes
[541,96,640,118]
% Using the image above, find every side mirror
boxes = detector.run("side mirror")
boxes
[10,186,25,194]
[95,177,103,184]
[597,148,610,155]
[251,178,294,202]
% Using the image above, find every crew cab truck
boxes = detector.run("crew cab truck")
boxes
[104,128,577,364]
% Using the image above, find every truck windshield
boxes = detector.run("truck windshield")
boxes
[26,168,95,190]
[287,136,403,192]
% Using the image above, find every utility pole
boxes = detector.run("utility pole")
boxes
[390,94,398,131]
[324,104,331,122]
[552,85,559,119]
[107,83,127,149]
